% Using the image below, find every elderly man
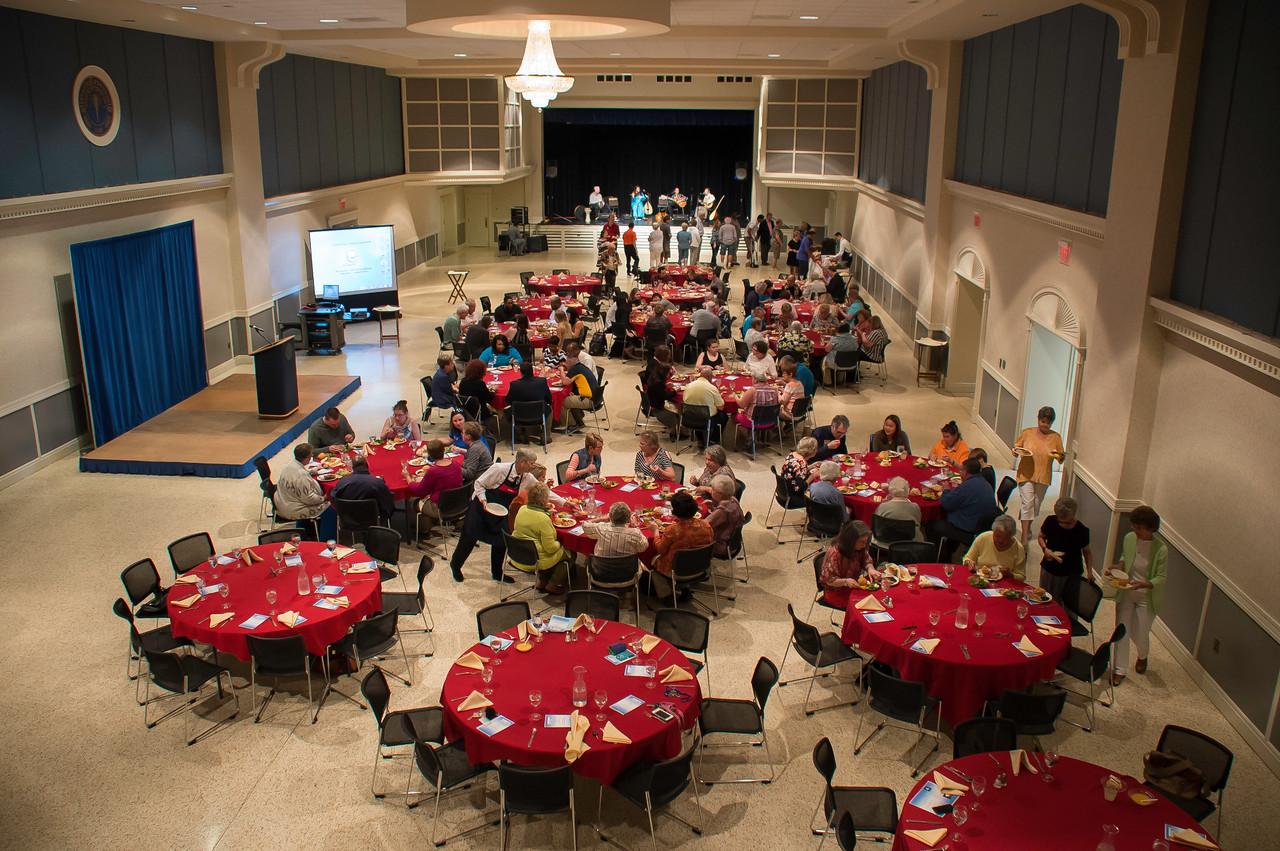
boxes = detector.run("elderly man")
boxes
[928,457,996,558]
[588,185,606,220]
[505,220,526,256]
[706,475,745,558]
[681,366,728,442]
[307,406,355,452]
[428,353,458,413]
[963,515,1028,581]
[442,304,469,345]
[583,502,649,560]
[874,476,925,541]
[807,461,849,522]
[810,414,849,462]
[690,299,720,338]
[718,216,739,267]
[275,443,336,540]
[459,421,493,486]
[450,447,560,582]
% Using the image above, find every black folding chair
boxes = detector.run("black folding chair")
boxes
[333,498,382,548]
[599,744,703,847]
[247,634,328,725]
[112,598,191,699]
[422,485,471,557]
[887,540,939,565]
[671,544,719,617]
[996,475,1017,511]
[1149,725,1233,837]
[804,552,847,626]
[509,400,549,453]
[167,532,214,578]
[120,558,168,621]
[809,737,898,841]
[741,402,783,459]
[363,525,406,589]
[381,555,436,655]
[779,603,863,715]
[564,589,620,622]
[697,656,780,784]
[1060,576,1104,650]
[587,554,642,625]
[825,349,860,392]
[796,497,846,563]
[870,514,918,558]
[498,764,578,851]
[141,649,238,745]
[653,608,712,693]
[499,533,545,604]
[476,601,531,640]
[854,664,942,777]
[674,403,713,456]
[1056,623,1125,731]
[257,529,298,545]
[339,609,413,687]
[359,668,443,799]
[990,687,1067,752]
[952,717,1019,758]
[764,464,806,542]
[408,738,499,845]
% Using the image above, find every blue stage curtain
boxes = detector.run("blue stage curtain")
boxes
[71,221,208,445]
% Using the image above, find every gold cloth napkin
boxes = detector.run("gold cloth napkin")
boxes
[324,596,349,608]
[278,610,303,627]
[516,621,542,640]
[1036,625,1070,636]
[281,543,297,554]
[171,593,201,608]
[914,637,941,655]
[570,613,592,632]
[1015,635,1043,656]
[174,574,202,585]
[345,564,377,574]
[333,546,357,559]
[454,651,486,671]
[564,711,591,763]
[1167,827,1217,849]
[903,828,947,847]
[933,770,968,796]
[659,664,693,683]
[457,691,493,712]
[209,612,235,628]
[640,634,662,653]
[602,722,632,744]
[1009,749,1039,776]
[854,595,885,612]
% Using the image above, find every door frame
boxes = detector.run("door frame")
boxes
[465,189,492,248]
[951,247,989,398]
[1020,287,1087,492]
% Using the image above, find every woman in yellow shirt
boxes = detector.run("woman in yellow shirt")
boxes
[1013,405,1065,544]
[929,421,970,469]
[509,483,570,593]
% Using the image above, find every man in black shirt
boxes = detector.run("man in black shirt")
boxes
[505,361,553,443]
[463,315,491,361]
[493,295,523,323]
[826,271,847,305]
[644,305,673,348]
[331,457,396,521]
[810,414,850,462]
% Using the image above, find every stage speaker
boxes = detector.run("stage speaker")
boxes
[526,234,549,252]
[734,162,748,181]
[545,161,559,179]
[510,206,528,225]
[574,205,588,223]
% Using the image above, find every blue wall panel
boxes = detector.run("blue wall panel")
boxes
[382,76,403,174]
[956,4,1121,215]
[0,8,221,199]
[269,56,300,194]
[314,60,340,187]
[333,62,356,186]
[1172,0,1280,338]
[292,57,321,192]
[858,60,931,202]
[350,65,372,182]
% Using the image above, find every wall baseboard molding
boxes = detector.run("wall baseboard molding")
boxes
[0,438,84,493]
[943,179,1107,241]
[1153,619,1280,778]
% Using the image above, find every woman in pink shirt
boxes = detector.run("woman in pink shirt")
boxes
[409,439,463,538]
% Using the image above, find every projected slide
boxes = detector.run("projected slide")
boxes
[309,225,396,295]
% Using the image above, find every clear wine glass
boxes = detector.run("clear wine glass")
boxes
[1016,602,1029,631]
[944,564,956,588]
[583,614,595,642]
[529,689,543,722]
[884,594,894,610]
[594,689,608,722]
[974,609,987,637]
[290,532,301,547]
[219,583,230,610]
[207,556,217,572]
[326,538,337,554]
[265,588,277,619]
[1042,750,1058,783]
[928,609,940,637]
[481,664,494,696]
[312,574,324,592]
[952,801,969,828]
[971,775,987,811]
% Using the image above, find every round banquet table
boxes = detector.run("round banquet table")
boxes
[767,328,830,358]
[167,542,382,661]
[441,618,701,784]
[636,285,713,308]
[516,295,584,321]
[840,564,1071,726]
[631,311,692,347]
[826,452,953,525]
[893,754,1216,851]
[669,368,764,417]
[653,264,716,285]
[483,363,571,423]
[314,442,464,501]
[492,320,557,350]
[550,476,711,565]
[527,274,602,295]
[763,299,816,323]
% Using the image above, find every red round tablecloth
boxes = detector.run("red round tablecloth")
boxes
[840,564,1071,725]
[763,299,816,323]
[766,328,831,358]
[528,274,602,295]
[893,754,1216,851]
[492,320,557,349]
[550,476,709,565]
[631,311,692,347]
[652,264,716,286]
[636,285,714,308]
[314,442,464,501]
[484,363,571,423]
[669,369,763,417]
[167,542,381,661]
[828,453,953,525]
[441,618,701,784]
[515,296,585,321]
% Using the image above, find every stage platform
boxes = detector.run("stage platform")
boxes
[80,373,361,479]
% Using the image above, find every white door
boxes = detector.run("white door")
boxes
[948,276,985,393]
[465,190,492,248]
[1020,322,1078,447]
[441,191,458,254]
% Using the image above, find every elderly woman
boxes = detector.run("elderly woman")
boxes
[652,492,713,602]
[478,334,523,368]
[510,483,571,594]
[930,421,970,469]
[809,301,838,332]
[777,320,813,361]
[778,358,807,424]
[807,461,849,522]
[744,339,778,380]
[634,432,677,481]
[963,515,1027,582]
[690,445,735,496]
[820,520,881,608]
[773,301,797,330]
[1110,505,1166,685]
[1037,496,1094,604]
[781,436,820,500]
[873,476,924,542]
[1014,405,1066,543]
[583,502,649,560]
[643,346,681,436]
[408,439,463,539]
[449,447,561,583]
[379,400,422,442]
[706,475,745,558]
[564,432,604,482]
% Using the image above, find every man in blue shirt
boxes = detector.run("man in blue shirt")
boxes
[928,458,997,555]
[795,360,816,398]
[428,353,458,413]
[676,222,693,264]
[810,415,850,462]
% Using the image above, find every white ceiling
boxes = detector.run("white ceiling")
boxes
[20,0,1077,73]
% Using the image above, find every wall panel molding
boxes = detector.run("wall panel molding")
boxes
[1150,298,1280,387]
[944,179,1106,240]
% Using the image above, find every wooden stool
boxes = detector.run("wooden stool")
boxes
[914,337,948,387]
[374,305,401,347]
[446,270,469,304]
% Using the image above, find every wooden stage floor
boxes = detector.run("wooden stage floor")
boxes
[80,373,361,478]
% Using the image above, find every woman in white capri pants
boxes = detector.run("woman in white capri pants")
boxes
[1110,504,1167,686]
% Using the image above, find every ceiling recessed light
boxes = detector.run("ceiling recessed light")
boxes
[609,52,622,56]
[767,53,781,58]
[454,53,468,57]
[799,15,819,21]
[253,21,267,26]
[180,5,198,10]
[319,18,340,24]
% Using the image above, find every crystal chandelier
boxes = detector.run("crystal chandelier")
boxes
[503,20,574,110]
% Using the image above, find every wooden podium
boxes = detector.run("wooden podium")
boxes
[252,338,299,418]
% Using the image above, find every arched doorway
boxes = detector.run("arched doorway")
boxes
[1021,288,1086,487]
[949,248,988,396]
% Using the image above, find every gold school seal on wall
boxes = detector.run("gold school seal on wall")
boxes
[73,65,121,147]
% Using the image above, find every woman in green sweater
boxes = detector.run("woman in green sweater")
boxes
[1111,505,1167,686]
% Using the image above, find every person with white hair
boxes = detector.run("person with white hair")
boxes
[873,476,924,541]
[583,502,649,560]
[963,515,1027,581]
[690,299,720,338]
[807,461,849,522]
[778,320,813,361]
[442,303,469,345]
[690,444,735,496]
[706,474,744,558]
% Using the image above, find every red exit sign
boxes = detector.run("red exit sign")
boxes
[1058,239,1071,265]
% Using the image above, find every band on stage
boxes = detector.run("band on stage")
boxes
[589,185,717,224]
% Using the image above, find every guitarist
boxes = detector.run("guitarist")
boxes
[670,186,687,216]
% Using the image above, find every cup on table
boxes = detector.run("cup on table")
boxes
[1101,775,1125,802]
